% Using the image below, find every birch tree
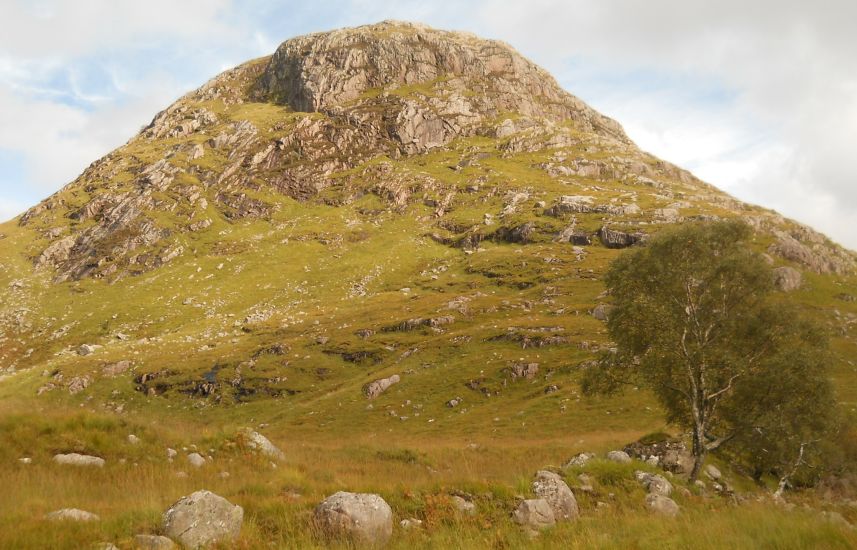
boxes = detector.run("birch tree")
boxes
[583,221,835,482]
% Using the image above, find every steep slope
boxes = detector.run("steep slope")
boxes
[1,18,856,438]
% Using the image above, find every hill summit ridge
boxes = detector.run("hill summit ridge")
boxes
[5,20,856,291]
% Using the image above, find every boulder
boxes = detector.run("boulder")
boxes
[512,499,555,530]
[187,453,206,468]
[635,470,673,496]
[313,492,393,545]
[564,452,595,468]
[606,450,632,464]
[77,344,100,356]
[773,266,802,291]
[53,453,105,467]
[364,374,401,399]
[163,490,243,548]
[134,534,176,549]
[645,493,679,517]
[705,464,722,481]
[46,508,99,522]
[532,470,579,521]
[239,429,285,461]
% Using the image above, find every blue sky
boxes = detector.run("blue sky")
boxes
[1,0,855,248]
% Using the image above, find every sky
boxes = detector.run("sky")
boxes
[0,0,855,248]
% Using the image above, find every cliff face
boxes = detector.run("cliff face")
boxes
[256,21,627,139]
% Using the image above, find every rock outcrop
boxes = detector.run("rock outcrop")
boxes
[773,266,802,291]
[364,374,401,399]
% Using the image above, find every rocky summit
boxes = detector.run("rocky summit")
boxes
[0,20,856,549]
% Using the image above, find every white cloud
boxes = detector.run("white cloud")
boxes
[469,0,857,248]
[0,0,236,58]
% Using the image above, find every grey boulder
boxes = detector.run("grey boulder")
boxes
[239,428,285,461]
[162,490,243,548]
[532,470,579,521]
[314,491,393,545]
[512,499,555,530]
[635,470,673,496]
[645,493,679,517]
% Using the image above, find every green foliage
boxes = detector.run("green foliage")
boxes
[583,220,838,482]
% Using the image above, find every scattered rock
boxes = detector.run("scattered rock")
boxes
[77,344,101,356]
[313,492,393,545]
[532,470,579,521]
[624,436,692,474]
[705,464,722,481]
[187,453,206,468]
[67,376,91,395]
[400,518,423,529]
[512,499,556,531]
[46,508,100,522]
[167,448,178,460]
[128,434,141,445]
[446,397,463,408]
[606,450,631,464]
[451,495,476,514]
[635,470,673,496]
[19,457,32,465]
[364,374,401,399]
[162,490,243,548]
[53,453,105,467]
[238,429,285,461]
[645,493,679,517]
[134,534,176,549]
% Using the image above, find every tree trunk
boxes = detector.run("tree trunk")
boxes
[690,447,707,482]
[689,417,707,482]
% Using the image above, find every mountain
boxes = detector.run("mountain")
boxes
[1,20,856,548]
